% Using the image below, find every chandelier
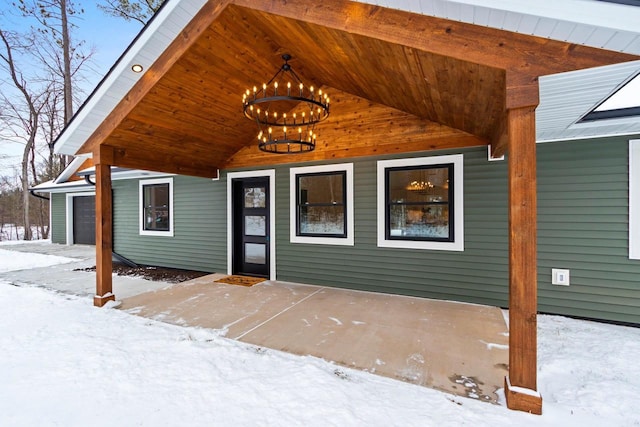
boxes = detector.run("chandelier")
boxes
[406,180,434,192]
[242,54,330,154]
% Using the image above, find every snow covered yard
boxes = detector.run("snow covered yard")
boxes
[0,243,639,426]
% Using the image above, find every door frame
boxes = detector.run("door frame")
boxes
[66,191,96,245]
[226,170,276,280]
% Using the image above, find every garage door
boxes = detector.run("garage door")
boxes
[73,195,95,245]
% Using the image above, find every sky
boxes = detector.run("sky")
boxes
[0,2,143,177]
[1,239,640,426]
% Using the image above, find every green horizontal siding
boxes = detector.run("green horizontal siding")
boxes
[537,137,640,324]
[272,147,511,309]
[99,135,640,324]
[51,193,66,244]
[112,176,226,273]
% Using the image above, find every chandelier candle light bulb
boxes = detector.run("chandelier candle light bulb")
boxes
[242,54,330,153]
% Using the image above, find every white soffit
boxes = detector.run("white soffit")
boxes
[54,0,208,156]
[358,0,640,54]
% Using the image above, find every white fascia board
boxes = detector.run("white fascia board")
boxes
[30,180,94,193]
[53,156,90,184]
[54,0,208,156]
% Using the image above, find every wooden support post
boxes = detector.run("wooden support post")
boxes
[505,105,542,414]
[93,146,115,307]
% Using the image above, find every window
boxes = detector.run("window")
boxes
[139,177,173,236]
[290,163,354,246]
[377,155,464,251]
[580,72,640,122]
[630,140,640,259]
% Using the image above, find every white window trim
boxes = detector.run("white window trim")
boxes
[139,177,174,237]
[629,140,640,259]
[377,154,464,251]
[65,191,96,245]
[226,170,276,280]
[290,163,354,246]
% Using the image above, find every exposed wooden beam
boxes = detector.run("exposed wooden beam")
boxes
[231,0,639,76]
[505,105,542,415]
[492,73,540,158]
[490,118,508,159]
[93,146,115,308]
[105,145,220,179]
[76,0,232,156]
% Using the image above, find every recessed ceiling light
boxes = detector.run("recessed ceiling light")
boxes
[131,64,144,73]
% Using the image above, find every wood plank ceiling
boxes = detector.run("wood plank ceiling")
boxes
[78,1,640,177]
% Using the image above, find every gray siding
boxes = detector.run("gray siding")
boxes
[51,193,66,244]
[112,175,226,272]
[538,137,640,324]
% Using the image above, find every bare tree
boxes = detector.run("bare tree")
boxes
[98,0,163,26]
[1,2,90,240]
[0,29,51,240]
[15,0,86,125]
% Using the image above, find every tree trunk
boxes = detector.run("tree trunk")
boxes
[61,0,73,124]
[21,140,33,241]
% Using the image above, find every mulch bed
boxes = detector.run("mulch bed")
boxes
[75,263,210,284]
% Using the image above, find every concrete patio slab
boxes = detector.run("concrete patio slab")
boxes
[119,277,509,403]
[121,276,320,337]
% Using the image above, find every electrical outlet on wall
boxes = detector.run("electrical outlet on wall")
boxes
[552,268,570,286]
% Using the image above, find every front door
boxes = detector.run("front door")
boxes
[232,177,270,277]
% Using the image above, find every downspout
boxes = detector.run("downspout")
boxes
[83,173,138,267]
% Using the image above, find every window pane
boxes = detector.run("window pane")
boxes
[389,204,449,238]
[245,215,266,236]
[299,174,344,204]
[245,187,266,208]
[387,165,451,241]
[297,172,347,237]
[143,183,170,231]
[388,167,449,204]
[300,206,345,234]
[245,243,266,264]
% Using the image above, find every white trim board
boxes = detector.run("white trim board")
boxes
[629,139,640,260]
[139,177,174,237]
[65,191,96,245]
[289,163,355,246]
[376,154,465,251]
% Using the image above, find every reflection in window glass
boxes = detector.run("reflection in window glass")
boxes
[386,165,452,241]
[245,243,266,264]
[143,183,170,231]
[245,215,266,236]
[245,187,266,208]
[297,172,346,236]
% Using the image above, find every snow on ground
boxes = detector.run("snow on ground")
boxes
[0,243,79,273]
[1,245,639,426]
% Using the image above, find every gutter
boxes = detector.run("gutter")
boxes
[29,190,50,201]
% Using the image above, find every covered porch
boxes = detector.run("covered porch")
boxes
[120,274,510,404]
[53,0,640,414]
